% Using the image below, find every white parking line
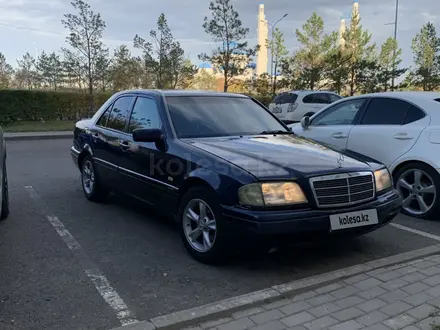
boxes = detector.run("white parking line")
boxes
[24,185,138,326]
[390,222,440,242]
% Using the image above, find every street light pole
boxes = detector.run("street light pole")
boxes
[263,13,288,89]
[391,0,399,90]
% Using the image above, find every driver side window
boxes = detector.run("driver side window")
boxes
[311,98,366,126]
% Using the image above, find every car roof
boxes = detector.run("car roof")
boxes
[287,90,339,95]
[117,89,248,98]
[307,91,440,121]
[348,91,440,102]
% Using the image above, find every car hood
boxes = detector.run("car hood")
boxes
[184,135,373,180]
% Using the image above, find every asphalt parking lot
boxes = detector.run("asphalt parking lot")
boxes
[2,139,440,330]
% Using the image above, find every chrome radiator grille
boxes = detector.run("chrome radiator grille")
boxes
[310,172,375,208]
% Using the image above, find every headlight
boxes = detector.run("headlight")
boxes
[374,168,392,192]
[238,182,307,207]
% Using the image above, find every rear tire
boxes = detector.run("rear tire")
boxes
[394,162,440,220]
[80,155,110,203]
[178,186,235,264]
[0,160,9,220]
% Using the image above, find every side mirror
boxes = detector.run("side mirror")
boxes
[132,128,163,143]
[301,116,310,129]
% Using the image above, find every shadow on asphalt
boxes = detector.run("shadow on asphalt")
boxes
[109,192,374,272]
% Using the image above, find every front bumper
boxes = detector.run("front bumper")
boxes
[222,189,402,238]
[70,146,80,168]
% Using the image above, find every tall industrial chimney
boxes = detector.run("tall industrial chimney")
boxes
[352,0,359,19]
[338,16,346,47]
[256,4,268,76]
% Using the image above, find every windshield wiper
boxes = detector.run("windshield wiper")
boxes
[259,130,293,135]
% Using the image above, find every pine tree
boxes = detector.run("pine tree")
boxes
[377,37,406,91]
[267,28,288,96]
[16,52,38,89]
[134,13,189,89]
[342,10,376,95]
[294,12,334,90]
[0,53,13,89]
[37,51,63,90]
[411,22,440,91]
[62,0,108,115]
[110,45,141,91]
[199,0,257,92]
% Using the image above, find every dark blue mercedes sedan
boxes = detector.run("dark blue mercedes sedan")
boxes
[70,90,402,264]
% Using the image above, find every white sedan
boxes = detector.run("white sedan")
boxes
[290,91,440,220]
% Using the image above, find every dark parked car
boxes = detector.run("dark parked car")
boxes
[0,128,8,222]
[71,90,402,264]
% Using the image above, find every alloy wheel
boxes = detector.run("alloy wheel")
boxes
[82,160,95,195]
[396,168,436,216]
[182,199,217,253]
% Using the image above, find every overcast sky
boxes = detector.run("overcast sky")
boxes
[0,0,438,70]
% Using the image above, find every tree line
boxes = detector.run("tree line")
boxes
[0,0,439,103]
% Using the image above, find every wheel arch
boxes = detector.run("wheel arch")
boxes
[175,176,218,214]
[392,159,439,182]
[77,144,94,168]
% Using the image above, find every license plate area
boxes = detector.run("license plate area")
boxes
[329,209,378,231]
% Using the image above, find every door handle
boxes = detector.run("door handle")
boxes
[91,132,99,139]
[119,140,130,149]
[332,132,347,139]
[393,133,413,140]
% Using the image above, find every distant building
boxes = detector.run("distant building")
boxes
[339,0,360,46]
[256,4,269,76]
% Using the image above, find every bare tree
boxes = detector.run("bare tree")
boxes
[62,0,108,116]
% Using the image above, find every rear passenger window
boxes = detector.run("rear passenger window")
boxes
[329,94,343,103]
[302,94,315,103]
[273,93,297,104]
[285,93,298,104]
[314,94,331,104]
[303,93,331,104]
[403,105,425,124]
[360,98,410,125]
[106,96,134,131]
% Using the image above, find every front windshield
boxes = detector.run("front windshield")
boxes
[166,96,287,138]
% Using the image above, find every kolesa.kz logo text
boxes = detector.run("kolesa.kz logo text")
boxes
[339,213,370,226]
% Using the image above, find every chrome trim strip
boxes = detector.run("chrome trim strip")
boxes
[70,146,80,155]
[119,166,178,191]
[309,171,375,208]
[93,157,117,169]
[92,157,178,191]
[310,171,373,182]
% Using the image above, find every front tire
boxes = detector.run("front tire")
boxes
[80,155,110,202]
[394,162,440,220]
[178,187,233,264]
[0,160,9,220]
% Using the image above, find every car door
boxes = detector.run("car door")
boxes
[294,98,367,150]
[298,94,318,118]
[89,95,135,188]
[119,96,175,206]
[347,97,429,168]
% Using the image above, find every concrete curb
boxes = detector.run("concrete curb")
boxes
[109,244,440,330]
[4,132,73,141]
